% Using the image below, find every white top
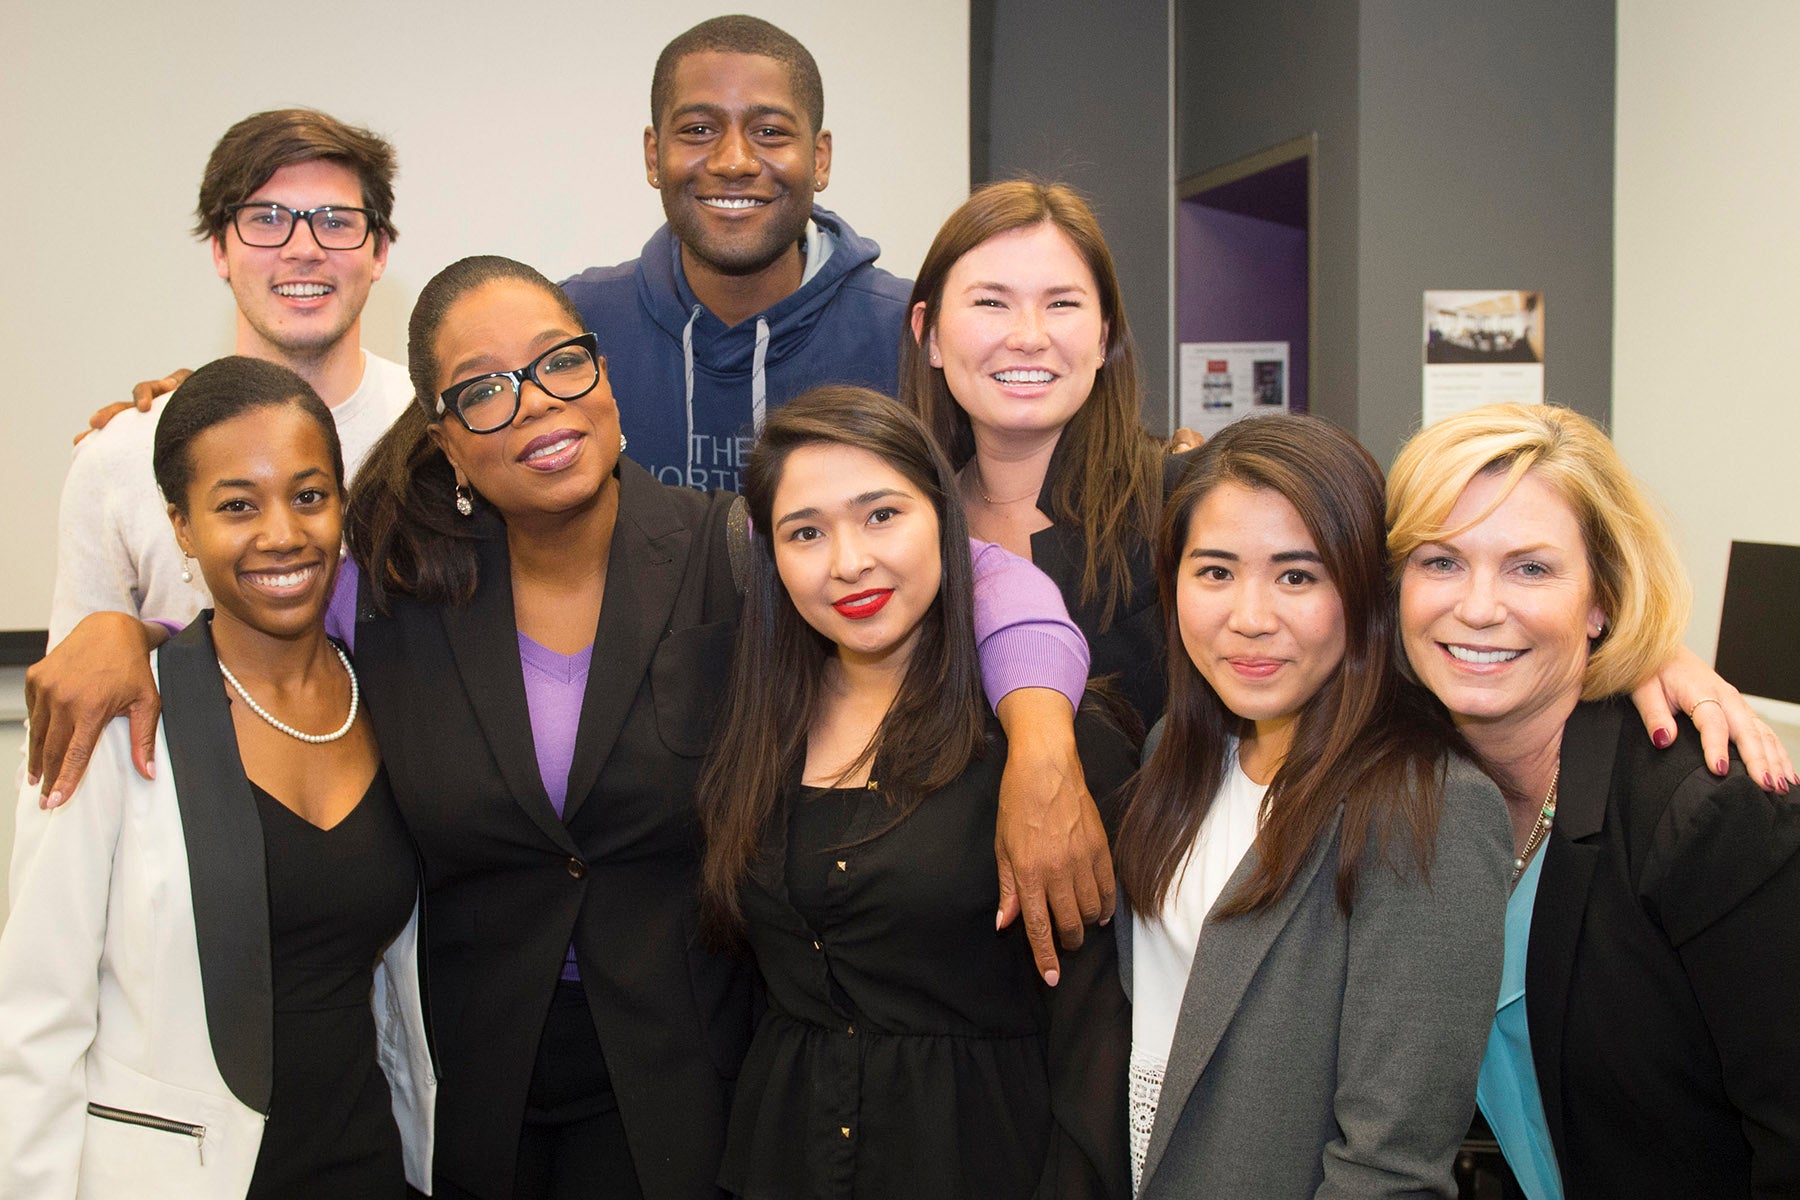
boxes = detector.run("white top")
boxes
[1128,743,1266,1193]
[46,351,412,646]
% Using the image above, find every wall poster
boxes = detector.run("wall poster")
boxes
[1178,341,1290,437]
[1422,290,1544,423]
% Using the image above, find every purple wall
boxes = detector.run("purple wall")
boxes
[1177,200,1309,412]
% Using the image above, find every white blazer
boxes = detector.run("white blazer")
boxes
[0,630,435,1200]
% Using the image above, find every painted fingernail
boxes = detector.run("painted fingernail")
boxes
[1766,772,1777,790]
[145,757,156,780]
[25,770,39,786]
[995,909,1004,931]
[45,790,64,810]
[1716,758,1729,775]
[1100,914,1112,926]
[1043,969,1060,988]
[1652,728,1673,749]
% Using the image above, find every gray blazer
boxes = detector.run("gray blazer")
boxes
[1120,754,1509,1199]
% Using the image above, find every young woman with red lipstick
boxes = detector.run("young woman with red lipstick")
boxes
[1113,414,1509,1198]
[699,387,1134,1200]
[0,357,432,1199]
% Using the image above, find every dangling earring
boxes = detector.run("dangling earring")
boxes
[454,485,474,517]
[620,433,629,454]
[180,554,193,584]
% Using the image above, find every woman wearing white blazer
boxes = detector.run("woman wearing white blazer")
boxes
[0,358,433,1199]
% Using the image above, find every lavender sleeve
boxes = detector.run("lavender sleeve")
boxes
[325,555,358,650]
[968,537,1089,713]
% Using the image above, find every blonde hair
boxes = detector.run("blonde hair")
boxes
[1387,403,1689,700]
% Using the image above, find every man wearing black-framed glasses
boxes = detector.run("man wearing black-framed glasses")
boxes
[48,109,413,646]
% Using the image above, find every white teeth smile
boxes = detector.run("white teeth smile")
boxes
[1446,645,1523,664]
[993,369,1055,384]
[248,567,315,589]
[526,436,578,461]
[274,283,332,298]
[700,197,766,209]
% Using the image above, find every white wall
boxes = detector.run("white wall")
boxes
[0,0,969,633]
[1613,1,1800,749]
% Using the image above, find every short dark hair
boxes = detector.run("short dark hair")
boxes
[153,356,343,515]
[650,15,824,134]
[194,108,398,243]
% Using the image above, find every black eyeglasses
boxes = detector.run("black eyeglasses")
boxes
[225,203,381,250]
[437,333,604,433]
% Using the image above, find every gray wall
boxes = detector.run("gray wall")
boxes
[1356,0,1615,461]
[976,0,1176,430]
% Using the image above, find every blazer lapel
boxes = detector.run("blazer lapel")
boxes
[438,514,578,854]
[1140,821,1338,1190]
[562,461,689,824]
[157,618,274,1114]
[1525,699,1616,1170]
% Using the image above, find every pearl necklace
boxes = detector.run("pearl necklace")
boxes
[218,643,360,744]
[1510,762,1560,886]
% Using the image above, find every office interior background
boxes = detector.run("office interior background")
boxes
[3,0,1797,921]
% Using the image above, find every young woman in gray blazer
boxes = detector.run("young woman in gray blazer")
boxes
[1113,415,1510,1198]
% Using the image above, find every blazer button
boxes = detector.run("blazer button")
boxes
[567,857,587,879]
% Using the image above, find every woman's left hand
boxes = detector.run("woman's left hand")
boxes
[1630,644,1797,792]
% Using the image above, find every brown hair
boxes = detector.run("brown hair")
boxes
[194,108,398,243]
[698,386,985,941]
[343,255,587,610]
[899,180,1163,629]
[650,15,824,134]
[1387,403,1688,699]
[1114,414,1460,918]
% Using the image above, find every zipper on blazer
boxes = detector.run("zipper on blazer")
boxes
[86,1102,207,1164]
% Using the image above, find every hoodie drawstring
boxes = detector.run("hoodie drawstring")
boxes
[751,317,771,434]
[682,304,703,486]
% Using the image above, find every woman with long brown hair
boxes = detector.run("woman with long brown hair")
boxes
[1115,413,1510,1198]
[700,387,1134,1199]
[901,180,1173,723]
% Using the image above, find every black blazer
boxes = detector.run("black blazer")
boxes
[354,459,752,1200]
[1030,453,1193,726]
[1528,698,1800,1197]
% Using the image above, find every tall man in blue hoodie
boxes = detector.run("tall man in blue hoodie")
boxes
[560,15,910,492]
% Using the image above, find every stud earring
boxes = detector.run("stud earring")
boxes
[180,555,193,584]
[650,174,660,186]
[454,485,474,517]
[929,353,942,367]
[620,433,629,453]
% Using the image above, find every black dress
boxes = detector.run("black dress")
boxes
[245,768,418,1200]
[718,711,1135,1200]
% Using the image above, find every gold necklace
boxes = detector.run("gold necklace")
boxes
[1510,763,1560,886]
[970,461,1038,506]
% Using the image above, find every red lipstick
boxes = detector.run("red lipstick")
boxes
[832,589,893,619]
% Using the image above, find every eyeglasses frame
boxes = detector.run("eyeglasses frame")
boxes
[435,332,605,434]
[224,202,384,250]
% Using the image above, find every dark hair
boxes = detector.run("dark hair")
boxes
[1114,414,1460,918]
[343,255,587,610]
[194,108,399,243]
[152,356,342,515]
[650,15,824,134]
[900,180,1163,630]
[698,386,984,940]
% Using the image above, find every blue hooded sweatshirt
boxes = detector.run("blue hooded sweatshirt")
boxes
[561,206,912,492]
